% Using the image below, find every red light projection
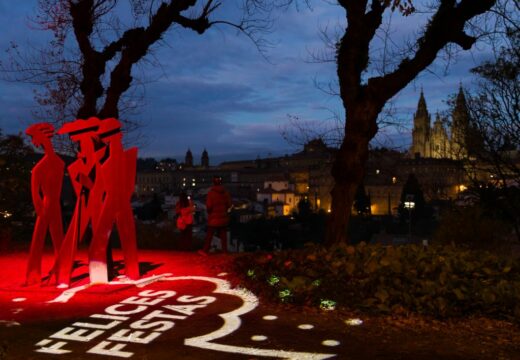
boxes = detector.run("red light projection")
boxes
[25,117,139,288]
[25,123,65,286]
[2,251,340,359]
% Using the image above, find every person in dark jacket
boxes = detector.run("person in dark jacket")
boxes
[199,176,232,255]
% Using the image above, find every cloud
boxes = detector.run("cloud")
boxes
[0,0,503,162]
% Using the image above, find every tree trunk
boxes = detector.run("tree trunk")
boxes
[326,173,357,245]
[326,110,375,245]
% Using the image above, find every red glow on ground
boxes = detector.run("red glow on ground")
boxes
[0,248,230,324]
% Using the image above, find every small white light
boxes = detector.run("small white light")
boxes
[322,340,340,347]
[263,315,277,320]
[345,318,363,326]
[298,324,314,330]
[12,298,26,302]
[251,335,267,341]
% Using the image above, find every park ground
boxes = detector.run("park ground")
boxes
[0,247,518,360]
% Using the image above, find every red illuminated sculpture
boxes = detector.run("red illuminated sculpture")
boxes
[55,117,106,287]
[25,123,65,285]
[89,118,139,284]
[26,117,139,288]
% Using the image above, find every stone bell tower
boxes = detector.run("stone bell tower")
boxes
[185,148,193,168]
[411,89,431,158]
[201,148,209,168]
[450,85,470,160]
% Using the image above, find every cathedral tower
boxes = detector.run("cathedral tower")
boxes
[411,89,431,158]
[185,148,193,168]
[201,148,209,168]
[430,113,449,158]
[450,86,470,159]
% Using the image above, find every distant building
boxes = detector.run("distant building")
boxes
[410,86,471,160]
[256,179,301,216]
[134,89,481,219]
[135,171,175,196]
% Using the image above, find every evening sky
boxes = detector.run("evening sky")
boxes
[0,1,494,164]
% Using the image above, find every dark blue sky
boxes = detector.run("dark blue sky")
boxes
[0,1,494,164]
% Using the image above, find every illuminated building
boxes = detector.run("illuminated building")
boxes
[410,86,471,160]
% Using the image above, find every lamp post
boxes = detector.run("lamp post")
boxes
[404,194,415,242]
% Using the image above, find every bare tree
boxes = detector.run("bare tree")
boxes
[463,24,520,241]
[320,0,498,245]
[0,0,277,136]
[467,28,519,181]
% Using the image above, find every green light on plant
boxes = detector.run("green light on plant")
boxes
[320,299,336,311]
[247,269,255,278]
[279,289,291,300]
[268,275,280,286]
[312,279,322,287]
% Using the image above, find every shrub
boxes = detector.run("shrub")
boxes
[233,243,520,321]
[434,205,512,250]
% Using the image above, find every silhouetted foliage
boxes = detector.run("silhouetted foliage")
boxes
[467,29,519,179]
[434,204,512,251]
[398,174,426,221]
[135,194,163,221]
[0,130,34,227]
[353,183,371,216]
[297,198,312,219]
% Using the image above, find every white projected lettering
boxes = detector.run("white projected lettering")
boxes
[35,275,337,359]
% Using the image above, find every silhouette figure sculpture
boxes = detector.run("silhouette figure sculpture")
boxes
[89,118,139,284]
[55,117,106,287]
[25,123,65,285]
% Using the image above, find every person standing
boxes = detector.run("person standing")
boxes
[175,192,194,250]
[199,176,231,255]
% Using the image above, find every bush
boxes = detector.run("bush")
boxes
[434,205,512,250]
[232,243,520,321]
[231,215,326,251]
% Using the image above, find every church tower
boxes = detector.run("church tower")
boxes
[430,113,449,158]
[411,89,431,158]
[450,86,470,159]
[201,148,209,168]
[185,148,193,168]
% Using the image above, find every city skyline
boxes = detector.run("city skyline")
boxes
[0,1,495,162]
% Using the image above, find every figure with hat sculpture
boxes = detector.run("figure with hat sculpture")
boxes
[54,117,106,288]
[25,117,140,287]
[88,118,139,284]
[25,123,65,285]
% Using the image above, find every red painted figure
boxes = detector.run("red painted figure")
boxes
[55,117,106,287]
[25,123,65,285]
[89,118,139,284]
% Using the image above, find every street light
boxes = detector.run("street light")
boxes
[404,194,415,242]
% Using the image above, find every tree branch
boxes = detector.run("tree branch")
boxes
[368,0,496,107]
